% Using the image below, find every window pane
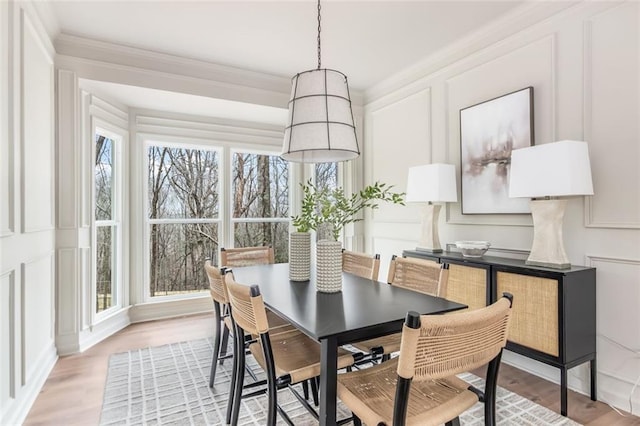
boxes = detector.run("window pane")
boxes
[95,135,113,221]
[96,225,114,312]
[234,222,289,263]
[149,222,218,297]
[148,146,219,219]
[315,162,338,241]
[232,153,289,218]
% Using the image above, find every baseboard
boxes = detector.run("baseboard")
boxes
[0,343,57,425]
[129,295,213,324]
[502,350,591,396]
[78,308,131,353]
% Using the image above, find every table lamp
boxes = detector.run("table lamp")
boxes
[509,140,594,269]
[406,163,458,252]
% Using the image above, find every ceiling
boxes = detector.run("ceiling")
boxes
[50,1,526,92]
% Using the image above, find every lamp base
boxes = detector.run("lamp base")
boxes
[416,204,443,253]
[526,199,571,270]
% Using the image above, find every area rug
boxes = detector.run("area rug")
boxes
[100,338,581,425]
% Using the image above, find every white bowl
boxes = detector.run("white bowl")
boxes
[455,241,490,258]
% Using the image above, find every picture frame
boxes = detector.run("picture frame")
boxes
[459,86,534,214]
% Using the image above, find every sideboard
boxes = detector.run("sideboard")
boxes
[403,249,597,416]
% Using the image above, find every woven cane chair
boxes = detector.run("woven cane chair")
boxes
[204,260,234,388]
[342,249,381,281]
[224,270,360,426]
[337,293,514,426]
[220,245,290,330]
[220,245,275,267]
[204,262,294,391]
[351,255,450,358]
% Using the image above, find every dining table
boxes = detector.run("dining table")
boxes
[232,262,467,426]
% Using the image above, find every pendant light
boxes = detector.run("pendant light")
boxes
[280,0,360,163]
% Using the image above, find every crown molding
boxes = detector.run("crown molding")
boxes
[55,33,364,108]
[364,1,580,104]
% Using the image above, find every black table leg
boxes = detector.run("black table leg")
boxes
[561,367,568,416]
[319,336,338,426]
[590,358,597,401]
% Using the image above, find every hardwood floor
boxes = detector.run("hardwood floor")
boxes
[24,313,640,425]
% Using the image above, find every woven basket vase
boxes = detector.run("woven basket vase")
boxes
[316,239,343,293]
[289,232,311,281]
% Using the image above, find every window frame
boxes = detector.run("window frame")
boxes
[142,139,223,301]
[92,124,124,320]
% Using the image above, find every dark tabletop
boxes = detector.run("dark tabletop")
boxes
[232,263,467,344]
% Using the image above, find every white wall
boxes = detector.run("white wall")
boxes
[364,1,640,413]
[0,1,57,424]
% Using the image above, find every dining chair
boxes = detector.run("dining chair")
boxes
[351,255,450,360]
[224,270,360,426]
[220,245,290,332]
[204,261,294,390]
[220,245,275,267]
[342,249,381,281]
[337,293,513,426]
[204,260,233,388]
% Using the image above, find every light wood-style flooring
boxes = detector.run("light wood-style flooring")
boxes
[24,313,640,425]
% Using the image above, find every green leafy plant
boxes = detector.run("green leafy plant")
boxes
[291,180,323,233]
[291,180,405,240]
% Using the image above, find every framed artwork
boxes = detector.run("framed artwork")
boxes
[459,86,534,214]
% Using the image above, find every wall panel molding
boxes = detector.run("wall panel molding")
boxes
[21,252,54,384]
[368,88,432,224]
[20,8,54,233]
[583,2,640,229]
[0,0,15,238]
[444,35,556,227]
[1,270,16,411]
[57,70,79,230]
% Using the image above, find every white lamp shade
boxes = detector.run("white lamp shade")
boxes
[406,163,458,203]
[281,69,359,163]
[509,140,594,198]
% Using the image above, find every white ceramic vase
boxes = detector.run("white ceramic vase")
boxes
[289,232,311,281]
[316,239,343,293]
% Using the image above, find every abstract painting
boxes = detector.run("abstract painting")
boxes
[459,87,534,214]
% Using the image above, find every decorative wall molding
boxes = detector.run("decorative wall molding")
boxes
[20,251,54,384]
[365,1,576,103]
[0,0,15,238]
[75,308,130,355]
[135,111,284,148]
[56,69,79,230]
[583,2,640,229]
[20,8,55,234]
[129,296,213,324]
[1,270,16,406]
[444,34,556,227]
[55,34,361,110]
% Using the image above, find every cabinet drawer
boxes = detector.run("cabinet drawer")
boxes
[446,264,487,311]
[496,271,559,357]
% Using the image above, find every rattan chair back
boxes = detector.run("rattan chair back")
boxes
[387,255,449,297]
[342,250,381,281]
[224,270,269,336]
[204,260,228,305]
[396,295,513,382]
[220,246,275,267]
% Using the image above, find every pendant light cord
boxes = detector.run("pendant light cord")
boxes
[317,0,322,69]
